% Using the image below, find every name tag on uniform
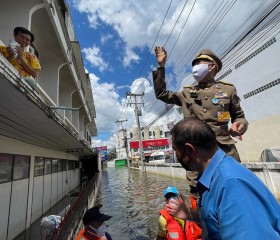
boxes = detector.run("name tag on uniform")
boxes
[217,111,230,122]
[215,93,227,99]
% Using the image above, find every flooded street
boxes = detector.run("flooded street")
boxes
[95,167,190,240]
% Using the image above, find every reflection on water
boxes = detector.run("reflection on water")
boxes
[95,167,190,240]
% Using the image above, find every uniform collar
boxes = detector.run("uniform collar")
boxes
[197,78,216,89]
[197,148,226,195]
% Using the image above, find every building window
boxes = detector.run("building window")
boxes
[52,159,58,173]
[44,158,52,175]
[34,157,44,177]
[0,154,13,183]
[218,69,232,80]
[149,131,155,139]
[75,162,79,169]
[235,37,276,69]
[13,155,30,180]
[244,78,280,99]
[61,160,67,171]
[68,161,75,170]
[57,159,62,172]
[165,131,171,138]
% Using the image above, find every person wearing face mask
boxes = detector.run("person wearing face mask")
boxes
[0,27,41,88]
[167,117,280,239]
[157,186,202,240]
[75,205,112,240]
[152,47,248,199]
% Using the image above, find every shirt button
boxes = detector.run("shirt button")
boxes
[204,96,208,100]
[203,109,207,113]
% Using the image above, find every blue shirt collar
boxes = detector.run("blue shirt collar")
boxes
[198,148,226,191]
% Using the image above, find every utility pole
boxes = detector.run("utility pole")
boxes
[126,92,145,172]
[115,130,120,158]
[115,119,130,169]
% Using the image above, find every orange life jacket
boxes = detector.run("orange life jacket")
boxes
[159,196,202,240]
[75,229,108,240]
[185,221,202,240]
[160,208,186,240]
[190,195,198,210]
[189,195,202,240]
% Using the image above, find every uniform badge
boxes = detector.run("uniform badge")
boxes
[215,91,227,99]
[190,90,198,98]
[212,98,219,105]
[217,111,230,122]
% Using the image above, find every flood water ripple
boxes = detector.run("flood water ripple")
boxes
[95,167,190,240]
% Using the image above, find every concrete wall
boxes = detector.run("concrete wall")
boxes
[0,135,80,240]
[137,162,280,201]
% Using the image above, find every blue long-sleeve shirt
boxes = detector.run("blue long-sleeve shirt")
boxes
[197,148,280,240]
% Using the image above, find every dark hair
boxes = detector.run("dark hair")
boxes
[171,117,217,151]
[14,27,34,42]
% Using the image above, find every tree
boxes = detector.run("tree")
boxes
[108,148,117,161]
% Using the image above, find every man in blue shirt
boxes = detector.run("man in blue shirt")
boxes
[167,117,280,239]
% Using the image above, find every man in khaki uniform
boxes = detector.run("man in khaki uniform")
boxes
[152,47,248,196]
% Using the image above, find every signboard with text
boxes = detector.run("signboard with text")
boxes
[95,146,108,161]
[129,138,169,149]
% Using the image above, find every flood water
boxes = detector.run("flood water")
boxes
[95,167,190,240]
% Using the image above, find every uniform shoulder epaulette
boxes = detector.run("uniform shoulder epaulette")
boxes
[218,80,234,86]
[183,86,194,89]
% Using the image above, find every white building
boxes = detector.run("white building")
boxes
[0,1,98,239]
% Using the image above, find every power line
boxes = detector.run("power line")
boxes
[123,1,279,142]
[137,0,173,78]
[140,2,280,130]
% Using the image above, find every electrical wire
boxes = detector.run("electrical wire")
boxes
[140,1,280,130]
[141,0,233,116]
[137,0,173,79]
[122,0,280,138]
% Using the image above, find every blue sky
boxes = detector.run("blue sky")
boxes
[66,0,271,149]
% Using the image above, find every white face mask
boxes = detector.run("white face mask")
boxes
[192,64,209,82]
[88,222,107,237]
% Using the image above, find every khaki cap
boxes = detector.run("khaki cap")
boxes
[192,49,222,72]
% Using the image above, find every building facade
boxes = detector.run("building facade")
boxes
[0,1,98,239]
[129,126,173,161]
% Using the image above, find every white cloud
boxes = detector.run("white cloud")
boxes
[123,48,140,67]
[82,45,109,72]
[116,84,130,90]
[92,134,117,150]
[70,0,271,147]
[100,33,114,45]
[89,73,162,147]
[74,0,265,68]
[89,72,136,140]
[90,73,121,131]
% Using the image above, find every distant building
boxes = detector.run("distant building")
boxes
[129,126,173,161]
